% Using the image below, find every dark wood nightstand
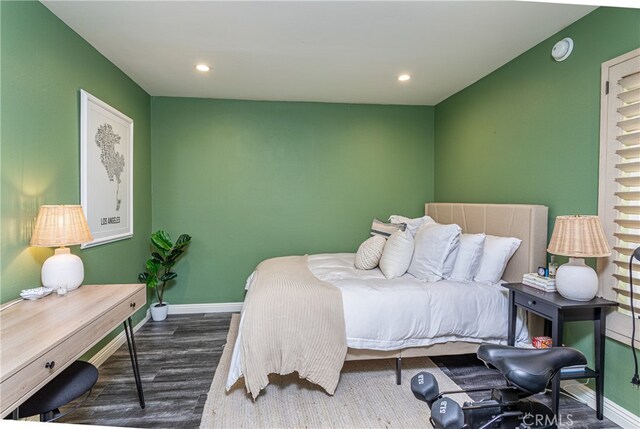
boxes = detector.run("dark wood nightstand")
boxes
[502,283,618,420]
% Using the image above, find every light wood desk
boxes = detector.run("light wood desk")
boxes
[0,284,146,418]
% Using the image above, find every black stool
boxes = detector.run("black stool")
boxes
[14,360,98,422]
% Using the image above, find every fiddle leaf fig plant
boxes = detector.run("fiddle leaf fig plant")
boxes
[139,230,192,307]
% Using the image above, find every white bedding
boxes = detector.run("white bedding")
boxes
[226,253,528,390]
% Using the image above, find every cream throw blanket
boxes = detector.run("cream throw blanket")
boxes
[240,255,347,399]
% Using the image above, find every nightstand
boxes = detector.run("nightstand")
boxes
[502,283,618,420]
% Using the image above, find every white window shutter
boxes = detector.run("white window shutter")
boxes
[598,50,640,325]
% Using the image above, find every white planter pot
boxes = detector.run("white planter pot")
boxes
[150,302,169,321]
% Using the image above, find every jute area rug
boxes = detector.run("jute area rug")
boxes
[200,315,472,428]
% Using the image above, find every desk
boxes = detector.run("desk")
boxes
[0,284,146,418]
[503,283,618,420]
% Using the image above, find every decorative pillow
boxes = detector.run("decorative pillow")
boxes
[474,235,522,285]
[408,222,461,282]
[354,235,387,270]
[379,229,414,279]
[371,218,406,238]
[388,215,435,236]
[449,233,486,282]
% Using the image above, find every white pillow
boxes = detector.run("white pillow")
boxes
[354,235,386,270]
[449,233,486,282]
[389,215,435,237]
[407,222,461,282]
[474,235,522,285]
[379,229,414,279]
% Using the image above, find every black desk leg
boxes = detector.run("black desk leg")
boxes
[551,310,564,418]
[508,291,516,346]
[124,317,145,409]
[594,308,605,420]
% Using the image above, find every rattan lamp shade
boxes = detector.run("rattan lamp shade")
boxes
[547,215,611,301]
[31,205,93,247]
[547,215,611,258]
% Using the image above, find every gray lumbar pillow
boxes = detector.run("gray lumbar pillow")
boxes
[355,235,387,270]
[370,218,406,238]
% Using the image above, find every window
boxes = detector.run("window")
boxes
[597,48,640,349]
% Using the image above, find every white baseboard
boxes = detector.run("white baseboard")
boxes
[89,309,151,368]
[561,381,640,428]
[168,302,243,314]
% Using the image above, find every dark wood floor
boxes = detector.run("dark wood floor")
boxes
[58,313,618,428]
[59,313,232,428]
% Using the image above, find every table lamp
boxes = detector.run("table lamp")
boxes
[547,215,611,301]
[30,205,93,291]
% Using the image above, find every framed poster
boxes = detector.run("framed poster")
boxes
[80,90,133,248]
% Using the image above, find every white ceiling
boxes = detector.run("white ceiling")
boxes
[42,1,597,105]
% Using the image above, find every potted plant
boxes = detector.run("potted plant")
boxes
[139,230,192,321]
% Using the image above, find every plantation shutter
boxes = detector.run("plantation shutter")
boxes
[598,49,640,323]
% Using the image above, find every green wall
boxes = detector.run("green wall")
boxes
[0,0,151,332]
[152,97,434,304]
[433,7,640,414]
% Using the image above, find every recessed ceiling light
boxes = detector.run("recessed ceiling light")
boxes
[398,74,411,82]
[195,64,210,72]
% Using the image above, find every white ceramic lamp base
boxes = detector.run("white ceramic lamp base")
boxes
[41,247,84,291]
[555,257,598,301]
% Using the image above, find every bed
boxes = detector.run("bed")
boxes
[226,202,548,398]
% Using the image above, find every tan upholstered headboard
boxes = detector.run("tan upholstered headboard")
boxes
[425,203,548,283]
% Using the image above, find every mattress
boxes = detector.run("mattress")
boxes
[308,253,528,350]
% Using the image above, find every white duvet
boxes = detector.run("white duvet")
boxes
[226,253,528,390]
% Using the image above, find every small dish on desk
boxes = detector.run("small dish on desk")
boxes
[20,287,53,300]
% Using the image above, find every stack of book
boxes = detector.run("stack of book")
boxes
[522,273,556,292]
